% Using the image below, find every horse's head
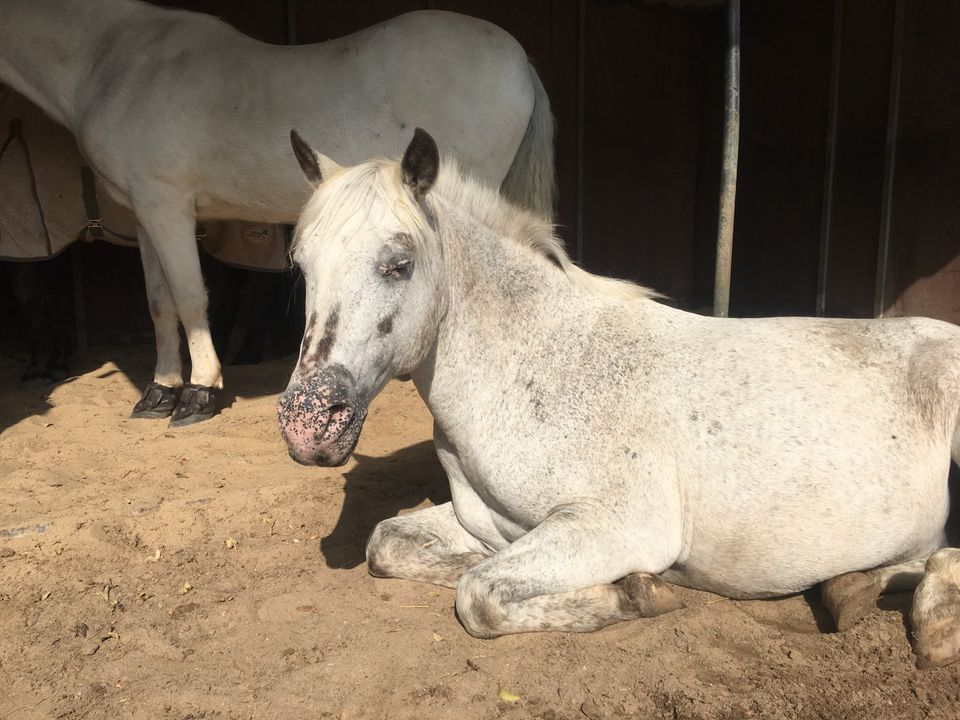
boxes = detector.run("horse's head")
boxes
[278,128,445,466]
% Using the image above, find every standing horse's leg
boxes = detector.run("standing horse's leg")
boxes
[131,232,183,419]
[366,503,491,588]
[9,261,58,382]
[134,197,221,426]
[454,508,683,637]
[821,557,929,631]
[232,271,279,365]
[911,548,960,668]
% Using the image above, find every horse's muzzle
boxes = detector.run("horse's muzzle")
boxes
[277,365,368,466]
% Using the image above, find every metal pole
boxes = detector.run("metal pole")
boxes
[816,0,844,317]
[713,0,740,318]
[575,0,586,265]
[873,0,905,318]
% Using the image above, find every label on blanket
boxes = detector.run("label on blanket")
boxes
[200,221,290,272]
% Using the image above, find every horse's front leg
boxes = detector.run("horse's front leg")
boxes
[131,230,183,419]
[455,505,684,638]
[366,502,492,588]
[134,194,221,426]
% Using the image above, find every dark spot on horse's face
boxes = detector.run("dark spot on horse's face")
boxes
[311,305,340,365]
[378,315,394,335]
[399,122,407,130]
[302,314,316,350]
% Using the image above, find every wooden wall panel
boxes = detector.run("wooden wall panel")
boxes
[885,0,960,324]
[690,7,726,311]
[822,0,894,318]
[429,0,580,250]
[152,1,287,42]
[294,1,428,43]
[728,0,833,317]
[581,1,705,301]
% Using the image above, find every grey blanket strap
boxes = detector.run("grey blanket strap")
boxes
[80,165,104,239]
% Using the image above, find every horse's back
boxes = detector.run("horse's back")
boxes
[74,8,535,220]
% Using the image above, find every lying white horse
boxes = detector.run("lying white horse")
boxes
[0,0,554,425]
[277,128,960,669]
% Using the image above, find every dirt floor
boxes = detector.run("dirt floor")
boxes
[1,345,959,720]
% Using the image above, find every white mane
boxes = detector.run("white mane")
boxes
[294,157,656,302]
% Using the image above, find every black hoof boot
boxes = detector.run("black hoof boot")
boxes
[131,381,182,419]
[169,383,218,427]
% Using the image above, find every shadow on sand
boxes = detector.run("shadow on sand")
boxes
[320,440,451,569]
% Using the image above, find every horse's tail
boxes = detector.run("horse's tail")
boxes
[500,61,556,220]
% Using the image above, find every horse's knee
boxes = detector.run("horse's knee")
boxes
[365,518,420,578]
[455,573,508,639]
[365,520,398,578]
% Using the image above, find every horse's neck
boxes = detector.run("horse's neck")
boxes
[414,206,578,420]
[0,0,147,127]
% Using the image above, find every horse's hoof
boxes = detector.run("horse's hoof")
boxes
[169,383,217,427]
[911,549,960,668]
[821,571,881,631]
[131,381,182,419]
[913,616,960,669]
[620,573,685,618]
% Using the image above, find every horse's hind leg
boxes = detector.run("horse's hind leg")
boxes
[455,508,683,638]
[366,502,491,588]
[134,196,221,426]
[911,547,960,668]
[822,558,928,631]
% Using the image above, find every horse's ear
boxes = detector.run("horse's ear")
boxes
[401,128,439,199]
[290,129,341,187]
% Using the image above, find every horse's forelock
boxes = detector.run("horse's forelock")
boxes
[292,160,432,261]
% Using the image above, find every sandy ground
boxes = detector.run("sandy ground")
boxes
[1,345,959,720]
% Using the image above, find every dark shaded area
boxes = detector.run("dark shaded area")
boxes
[801,587,841,635]
[582,1,704,301]
[884,0,960,323]
[9,0,959,380]
[822,0,895,318]
[1,257,73,381]
[320,441,451,569]
[729,0,833,316]
[947,462,960,549]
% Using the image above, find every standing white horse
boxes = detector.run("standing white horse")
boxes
[278,128,960,669]
[0,0,554,425]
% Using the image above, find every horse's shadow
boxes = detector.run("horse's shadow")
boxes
[320,440,450,569]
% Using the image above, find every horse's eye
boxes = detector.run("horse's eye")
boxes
[378,255,414,280]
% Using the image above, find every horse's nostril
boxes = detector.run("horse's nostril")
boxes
[321,403,354,442]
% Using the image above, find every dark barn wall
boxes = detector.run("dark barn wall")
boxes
[885,0,960,324]
[729,0,833,317]
[581,1,705,302]
[52,0,960,353]
[821,0,895,318]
